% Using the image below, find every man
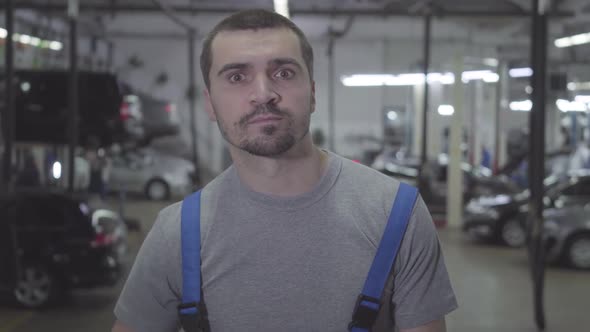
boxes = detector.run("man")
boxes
[113,9,457,332]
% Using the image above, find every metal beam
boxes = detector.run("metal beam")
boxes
[418,12,432,196]
[528,0,548,330]
[67,0,79,193]
[2,0,15,189]
[3,3,575,17]
[187,28,201,186]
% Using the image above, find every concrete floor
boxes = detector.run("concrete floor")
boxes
[0,198,589,332]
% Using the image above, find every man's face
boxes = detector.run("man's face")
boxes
[204,28,315,157]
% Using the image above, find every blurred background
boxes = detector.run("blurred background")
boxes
[1,1,590,331]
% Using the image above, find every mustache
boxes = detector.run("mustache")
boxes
[239,104,287,126]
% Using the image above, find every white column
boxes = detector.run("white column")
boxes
[412,84,424,157]
[447,56,464,228]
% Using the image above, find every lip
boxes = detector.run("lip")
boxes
[248,116,283,124]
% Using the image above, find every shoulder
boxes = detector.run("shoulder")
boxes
[334,154,405,214]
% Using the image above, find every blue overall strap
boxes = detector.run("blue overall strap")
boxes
[178,190,210,332]
[349,182,419,332]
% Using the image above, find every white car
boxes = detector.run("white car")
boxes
[108,149,196,200]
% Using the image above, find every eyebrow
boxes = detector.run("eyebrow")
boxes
[217,63,250,77]
[216,58,304,77]
[268,58,303,71]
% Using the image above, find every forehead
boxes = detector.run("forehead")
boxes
[210,28,304,68]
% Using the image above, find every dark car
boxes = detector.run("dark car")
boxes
[463,171,590,247]
[372,152,520,213]
[544,204,590,270]
[0,190,127,308]
[136,92,181,142]
[1,70,136,147]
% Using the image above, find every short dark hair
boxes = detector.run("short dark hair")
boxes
[200,9,314,89]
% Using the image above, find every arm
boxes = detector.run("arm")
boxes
[112,204,183,332]
[112,320,136,332]
[400,318,446,332]
[389,196,457,330]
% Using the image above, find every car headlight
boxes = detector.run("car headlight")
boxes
[466,202,500,219]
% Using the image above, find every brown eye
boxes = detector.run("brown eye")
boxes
[275,69,294,80]
[229,73,245,83]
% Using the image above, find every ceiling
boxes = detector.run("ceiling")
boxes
[4,0,588,17]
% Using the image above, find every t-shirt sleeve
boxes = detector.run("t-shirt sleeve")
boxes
[114,206,182,332]
[390,195,458,329]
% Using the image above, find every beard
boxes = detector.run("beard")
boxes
[216,103,309,157]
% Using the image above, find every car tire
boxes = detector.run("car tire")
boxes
[13,264,58,309]
[501,219,526,248]
[565,234,590,270]
[145,179,170,201]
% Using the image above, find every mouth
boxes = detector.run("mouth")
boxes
[247,116,283,124]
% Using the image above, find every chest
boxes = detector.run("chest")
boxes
[199,208,380,331]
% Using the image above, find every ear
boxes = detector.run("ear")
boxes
[310,80,316,114]
[203,88,217,121]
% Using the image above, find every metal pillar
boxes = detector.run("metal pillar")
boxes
[2,0,15,189]
[418,12,432,194]
[528,0,549,330]
[327,38,335,152]
[187,28,201,185]
[494,62,508,173]
[67,0,79,193]
[107,41,114,71]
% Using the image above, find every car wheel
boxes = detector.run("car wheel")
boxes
[13,265,56,309]
[146,179,170,200]
[501,219,526,248]
[566,234,590,270]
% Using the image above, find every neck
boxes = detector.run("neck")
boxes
[229,136,328,197]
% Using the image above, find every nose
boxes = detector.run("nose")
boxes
[250,75,280,106]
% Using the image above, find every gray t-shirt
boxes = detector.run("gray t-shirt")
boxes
[114,152,457,331]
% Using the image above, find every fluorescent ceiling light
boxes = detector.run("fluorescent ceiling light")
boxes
[509,67,533,78]
[510,100,532,112]
[428,72,455,84]
[555,32,590,48]
[462,70,494,82]
[19,34,31,44]
[49,41,63,51]
[568,82,590,91]
[341,70,500,87]
[0,27,61,51]
[574,95,590,103]
[30,37,41,47]
[52,161,62,180]
[387,111,398,121]
[483,58,499,67]
[274,0,290,18]
[556,99,587,112]
[438,105,455,116]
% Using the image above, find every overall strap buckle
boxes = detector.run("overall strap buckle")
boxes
[178,301,211,332]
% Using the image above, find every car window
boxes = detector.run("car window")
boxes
[17,197,68,228]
